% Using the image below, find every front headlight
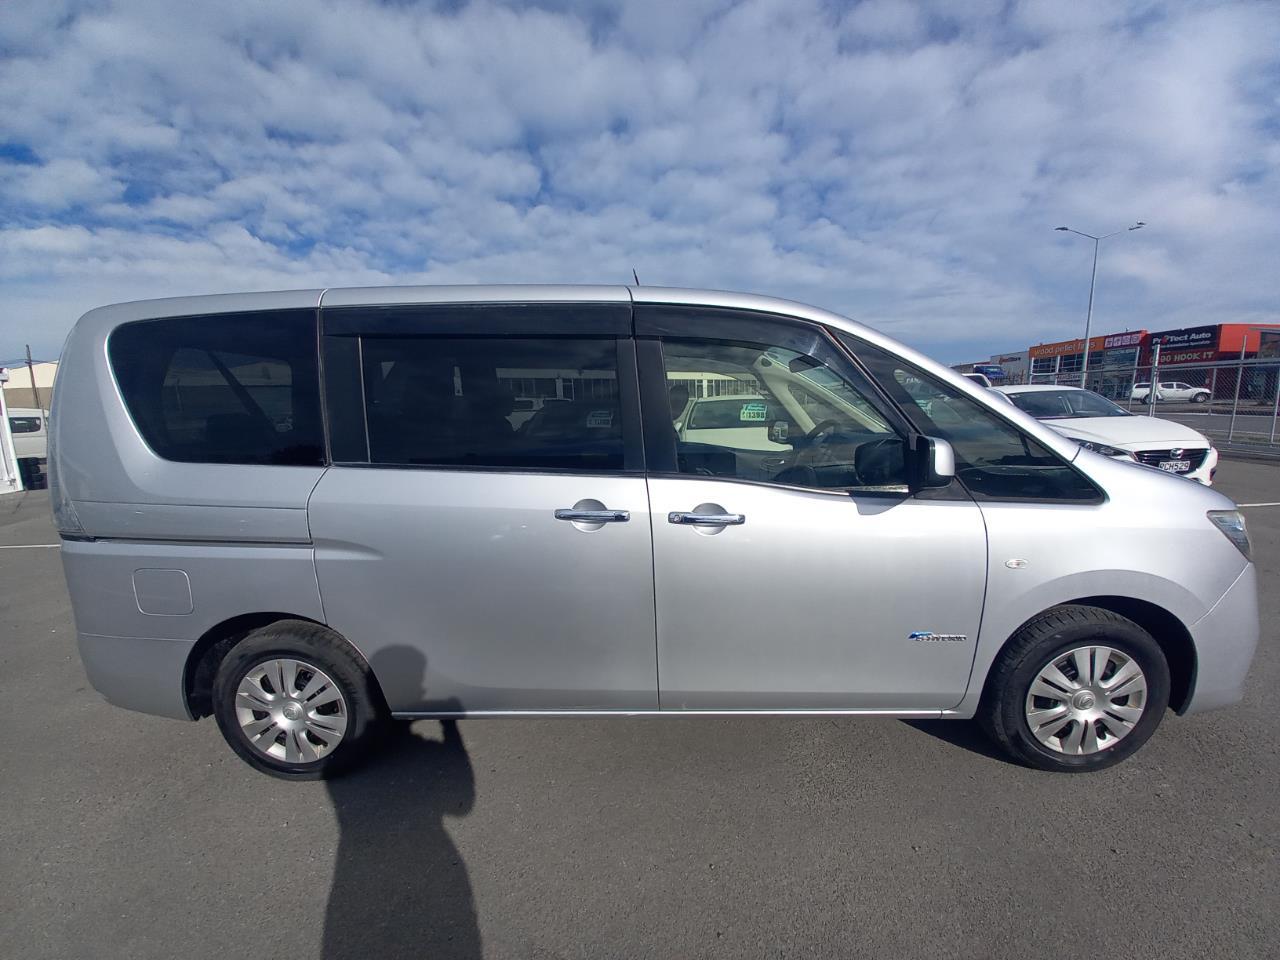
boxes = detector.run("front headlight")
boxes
[1207,510,1251,561]
[1073,438,1135,459]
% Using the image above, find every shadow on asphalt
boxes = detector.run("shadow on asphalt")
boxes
[901,718,1010,763]
[323,647,480,960]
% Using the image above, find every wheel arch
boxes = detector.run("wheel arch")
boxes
[983,596,1196,714]
[184,612,378,719]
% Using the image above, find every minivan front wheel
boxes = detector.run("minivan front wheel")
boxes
[980,606,1170,772]
[212,621,385,780]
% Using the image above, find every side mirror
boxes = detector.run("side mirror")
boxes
[914,436,955,489]
[768,420,789,444]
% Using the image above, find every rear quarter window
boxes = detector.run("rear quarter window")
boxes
[109,311,324,466]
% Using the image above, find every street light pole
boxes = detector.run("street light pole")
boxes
[1054,221,1145,388]
[1081,236,1099,382]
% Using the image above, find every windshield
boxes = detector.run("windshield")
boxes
[1006,389,1131,420]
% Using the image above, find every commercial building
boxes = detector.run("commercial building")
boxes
[1027,324,1280,376]
[1023,323,1280,397]
[951,350,1029,384]
[1140,323,1280,404]
[1028,331,1145,397]
[1260,329,1280,359]
[1,360,57,410]
[1029,331,1144,376]
[1141,323,1280,366]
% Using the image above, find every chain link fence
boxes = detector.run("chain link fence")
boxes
[1029,357,1280,449]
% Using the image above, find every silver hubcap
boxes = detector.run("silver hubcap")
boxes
[235,658,348,764]
[1024,646,1148,756]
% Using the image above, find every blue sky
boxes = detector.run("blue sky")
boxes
[2,0,1278,363]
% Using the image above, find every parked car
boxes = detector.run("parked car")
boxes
[962,372,993,388]
[508,396,566,431]
[51,286,1257,778]
[676,393,793,452]
[7,406,49,461]
[993,385,1218,485]
[1131,381,1211,404]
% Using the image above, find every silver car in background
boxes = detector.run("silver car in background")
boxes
[50,286,1258,778]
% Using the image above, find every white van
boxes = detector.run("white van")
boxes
[7,407,49,461]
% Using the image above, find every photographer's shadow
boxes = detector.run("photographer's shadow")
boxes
[323,646,479,960]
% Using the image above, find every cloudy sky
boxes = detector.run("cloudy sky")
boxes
[2,0,1278,363]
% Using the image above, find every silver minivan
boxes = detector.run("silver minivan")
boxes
[51,286,1259,778]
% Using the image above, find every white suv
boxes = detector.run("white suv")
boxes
[1131,381,1211,404]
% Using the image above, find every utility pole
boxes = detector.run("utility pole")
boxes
[25,345,43,412]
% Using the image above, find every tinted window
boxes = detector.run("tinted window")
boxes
[8,416,41,434]
[1006,389,1130,419]
[662,338,907,491]
[110,311,323,466]
[360,337,623,472]
[848,339,1101,502]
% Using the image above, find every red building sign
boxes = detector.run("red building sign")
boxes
[1145,323,1280,365]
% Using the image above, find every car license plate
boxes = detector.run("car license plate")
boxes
[1159,459,1191,473]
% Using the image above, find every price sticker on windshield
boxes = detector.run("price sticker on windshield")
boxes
[739,401,768,422]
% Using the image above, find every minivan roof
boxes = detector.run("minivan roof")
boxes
[73,283,900,351]
[73,283,905,364]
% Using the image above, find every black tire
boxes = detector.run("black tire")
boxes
[212,620,386,780]
[979,605,1170,772]
[1192,392,1209,404]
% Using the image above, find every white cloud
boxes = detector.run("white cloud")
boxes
[1,158,124,209]
[0,0,1277,363]
[841,0,927,44]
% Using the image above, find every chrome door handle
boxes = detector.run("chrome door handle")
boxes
[668,511,745,526]
[555,509,630,523]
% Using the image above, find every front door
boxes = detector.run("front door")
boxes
[636,307,987,711]
[309,302,657,713]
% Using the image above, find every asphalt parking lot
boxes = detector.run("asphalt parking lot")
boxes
[2,461,1277,960]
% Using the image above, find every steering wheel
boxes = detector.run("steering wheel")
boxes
[792,419,842,464]
[773,419,863,487]
[803,418,842,442]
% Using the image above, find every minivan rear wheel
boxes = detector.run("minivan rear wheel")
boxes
[980,606,1170,772]
[212,621,385,780]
